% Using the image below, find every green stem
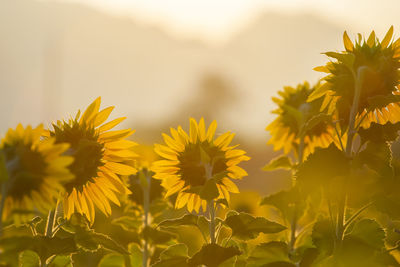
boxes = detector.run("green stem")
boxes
[208,200,216,244]
[0,185,7,237]
[343,201,374,232]
[45,209,56,238]
[143,172,151,267]
[336,66,366,251]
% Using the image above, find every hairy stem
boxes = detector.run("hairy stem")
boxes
[208,200,216,244]
[336,67,366,251]
[143,172,151,267]
[0,185,7,236]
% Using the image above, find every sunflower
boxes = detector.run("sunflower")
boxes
[267,82,336,159]
[0,124,73,223]
[309,26,400,130]
[47,97,137,223]
[128,145,164,206]
[152,118,250,213]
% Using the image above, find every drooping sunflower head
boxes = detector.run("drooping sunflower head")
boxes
[267,82,335,159]
[0,124,73,223]
[47,97,137,223]
[153,118,250,213]
[310,26,400,129]
[128,145,164,206]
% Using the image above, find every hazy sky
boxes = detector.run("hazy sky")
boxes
[60,0,400,44]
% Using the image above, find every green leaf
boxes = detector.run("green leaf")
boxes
[367,94,400,111]
[260,187,305,220]
[247,242,295,267]
[200,146,211,164]
[153,244,189,267]
[128,243,142,267]
[357,141,393,179]
[75,229,128,254]
[311,220,334,256]
[141,226,176,245]
[158,214,198,228]
[112,216,142,232]
[98,254,125,267]
[358,122,400,143]
[296,144,350,192]
[199,179,219,200]
[262,156,292,171]
[19,250,40,267]
[49,255,72,267]
[0,153,9,182]
[324,52,355,70]
[224,212,286,240]
[346,219,385,250]
[188,243,241,267]
[299,114,332,138]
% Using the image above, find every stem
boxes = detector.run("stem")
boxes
[343,201,374,232]
[0,185,7,236]
[143,172,151,267]
[289,137,304,252]
[45,209,56,238]
[208,200,216,244]
[336,67,366,251]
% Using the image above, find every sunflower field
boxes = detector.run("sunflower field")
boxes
[2,26,400,267]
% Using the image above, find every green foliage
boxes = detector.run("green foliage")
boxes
[247,242,296,267]
[152,244,189,267]
[263,156,293,171]
[188,243,241,267]
[224,211,286,240]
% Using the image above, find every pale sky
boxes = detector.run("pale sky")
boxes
[59,0,400,44]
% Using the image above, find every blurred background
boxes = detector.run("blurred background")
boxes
[1,0,399,195]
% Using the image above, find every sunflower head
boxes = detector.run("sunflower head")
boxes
[0,124,73,223]
[267,82,335,159]
[48,97,137,223]
[153,118,250,213]
[310,26,400,129]
[128,145,164,206]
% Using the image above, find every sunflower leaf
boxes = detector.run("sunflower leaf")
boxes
[311,219,335,256]
[296,144,350,192]
[158,214,199,228]
[188,243,241,267]
[358,122,400,144]
[141,226,176,245]
[0,153,9,182]
[199,179,219,200]
[19,250,41,267]
[153,244,189,267]
[262,155,292,171]
[299,113,332,138]
[247,241,295,267]
[366,94,400,111]
[224,212,286,240]
[345,219,385,250]
[111,216,142,232]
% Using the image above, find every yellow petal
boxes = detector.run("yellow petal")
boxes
[189,118,198,143]
[80,97,101,124]
[206,120,217,142]
[198,118,206,142]
[367,31,376,47]
[105,162,137,175]
[343,31,354,51]
[98,117,126,133]
[381,25,394,48]
[94,106,114,126]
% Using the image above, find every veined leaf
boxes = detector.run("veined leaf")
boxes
[262,156,292,171]
[188,243,241,267]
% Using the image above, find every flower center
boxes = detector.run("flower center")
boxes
[2,143,46,200]
[52,121,104,193]
[177,141,228,187]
